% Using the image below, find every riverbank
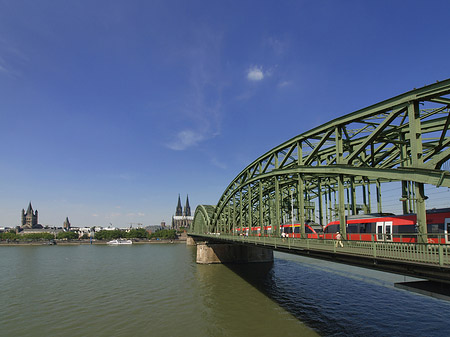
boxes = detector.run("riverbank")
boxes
[0,238,186,246]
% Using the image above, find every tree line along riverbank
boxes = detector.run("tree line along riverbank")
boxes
[0,228,182,244]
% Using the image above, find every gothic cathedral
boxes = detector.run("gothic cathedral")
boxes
[171,195,193,230]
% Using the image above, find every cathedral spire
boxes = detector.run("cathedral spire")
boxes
[184,195,191,216]
[176,194,183,216]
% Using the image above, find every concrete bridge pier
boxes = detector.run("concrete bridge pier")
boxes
[196,242,273,264]
[186,236,196,246]
[188,236,273,264]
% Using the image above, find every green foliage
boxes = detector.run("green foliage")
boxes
[22,233,55,241]
[150,229,177,240]
[81,233,90,239]
[56,231,79,240]
[94,230,123,241]
[94,228,150,240]
[0,232,18,241]
[124,228,149,239]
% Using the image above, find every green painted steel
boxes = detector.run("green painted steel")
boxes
[191,79,450,256]
[195,233,450,268]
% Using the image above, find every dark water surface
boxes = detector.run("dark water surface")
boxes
[0,244,449,337]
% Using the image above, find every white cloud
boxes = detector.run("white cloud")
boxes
[247,66,264,81]
[167,129,204,151]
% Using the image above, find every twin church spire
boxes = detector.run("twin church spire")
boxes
[172,194,193,230]
[175,194,191,217]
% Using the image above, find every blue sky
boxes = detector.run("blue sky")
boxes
[1,0,449,228]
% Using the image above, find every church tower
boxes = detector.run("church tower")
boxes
[63,217,71,230]
[21,202,38,228]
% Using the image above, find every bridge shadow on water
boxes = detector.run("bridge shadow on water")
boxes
[222,252,450,337]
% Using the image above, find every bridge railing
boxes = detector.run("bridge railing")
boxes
[197,233,450,267]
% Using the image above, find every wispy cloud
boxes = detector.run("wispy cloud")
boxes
[0,38,28,77]
[167,129,204,151]
[126,212,145,217]
[278,80,293,88]
[210,155,227,169]
[166,28,223,151]
[264,37,288,56]
[0,56,15,76]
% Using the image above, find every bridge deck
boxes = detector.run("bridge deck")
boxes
[189,234,450,283]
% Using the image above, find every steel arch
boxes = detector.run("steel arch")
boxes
[192,79,450,241]
[192,205,216,234]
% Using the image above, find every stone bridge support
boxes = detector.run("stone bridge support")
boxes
[187,235,273,264]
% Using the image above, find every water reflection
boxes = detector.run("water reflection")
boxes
[224,252,450,337]
[195,258,318,337]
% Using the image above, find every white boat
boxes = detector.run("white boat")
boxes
[107,239,133,245]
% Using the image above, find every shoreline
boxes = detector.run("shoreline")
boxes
[0,239,186,246]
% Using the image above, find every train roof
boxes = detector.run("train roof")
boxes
[345,208,450,220]
[346,213,395,220]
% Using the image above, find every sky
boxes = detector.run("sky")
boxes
[1,0,450,228]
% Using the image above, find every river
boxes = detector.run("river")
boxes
[0,243,449,336]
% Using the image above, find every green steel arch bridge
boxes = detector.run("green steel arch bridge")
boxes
[189,79,450,283]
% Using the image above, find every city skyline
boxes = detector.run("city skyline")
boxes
[1,1,450,227]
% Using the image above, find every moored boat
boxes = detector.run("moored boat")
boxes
[107,239,132,245]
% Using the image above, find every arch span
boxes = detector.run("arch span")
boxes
[192,205,215,234]
[191,79,450,241]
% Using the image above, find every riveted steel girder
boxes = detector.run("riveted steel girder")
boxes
[192,79,450,234]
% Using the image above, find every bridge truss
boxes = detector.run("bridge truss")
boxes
[192,79,450,243]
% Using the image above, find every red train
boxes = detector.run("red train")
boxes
[234,208,450,243]
[323,208,450,244]
[235,222,323,239]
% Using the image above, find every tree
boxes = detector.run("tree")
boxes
[125,228,149,239]
[150,229,177,240]
[22,233,54,241]
[56,231,79,240]
[94,229,123,240]
[0,232,18,241]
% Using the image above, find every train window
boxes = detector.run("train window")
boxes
[311,225,323,233]
[347,224,359,233]
[347,223,373,233]
[294,227,300,234]
[428,223,444,233]
[306,226,313,233]
[396,225,416,233]
[325,224,339,233]
[362,222,374,233]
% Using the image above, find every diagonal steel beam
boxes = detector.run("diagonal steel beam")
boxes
[344,106,407,164]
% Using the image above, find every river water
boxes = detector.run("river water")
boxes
[0,243,449,337]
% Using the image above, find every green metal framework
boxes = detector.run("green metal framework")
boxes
[191,79,450,243]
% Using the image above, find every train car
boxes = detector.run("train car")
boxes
[234,225,272,237]
[234,223,323,238]
[280,222,323,239]
[322,208,450,243]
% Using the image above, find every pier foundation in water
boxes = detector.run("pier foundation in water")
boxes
[195,242,273,264]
